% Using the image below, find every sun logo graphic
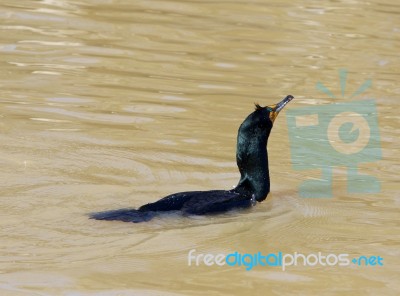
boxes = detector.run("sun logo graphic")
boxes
[286,69,381,198]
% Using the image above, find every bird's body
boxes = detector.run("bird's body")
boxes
[90,95,294,223]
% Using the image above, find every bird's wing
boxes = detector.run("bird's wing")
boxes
[181,190,253,215]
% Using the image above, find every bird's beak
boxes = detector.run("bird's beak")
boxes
[268,95,294,123]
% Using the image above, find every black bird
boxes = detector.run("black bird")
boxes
[90,95,294,223]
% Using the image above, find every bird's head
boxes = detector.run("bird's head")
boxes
[238,95,294,143]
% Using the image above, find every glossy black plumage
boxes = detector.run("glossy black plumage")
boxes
[90,95,294,223]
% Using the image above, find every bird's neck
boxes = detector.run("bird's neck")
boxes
[234,139,270,202]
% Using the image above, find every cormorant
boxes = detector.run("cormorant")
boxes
[90,95,294,223]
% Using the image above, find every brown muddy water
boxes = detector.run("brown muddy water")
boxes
[0,0,399,295]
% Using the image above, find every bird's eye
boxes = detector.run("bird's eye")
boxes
[266,107,273,112]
